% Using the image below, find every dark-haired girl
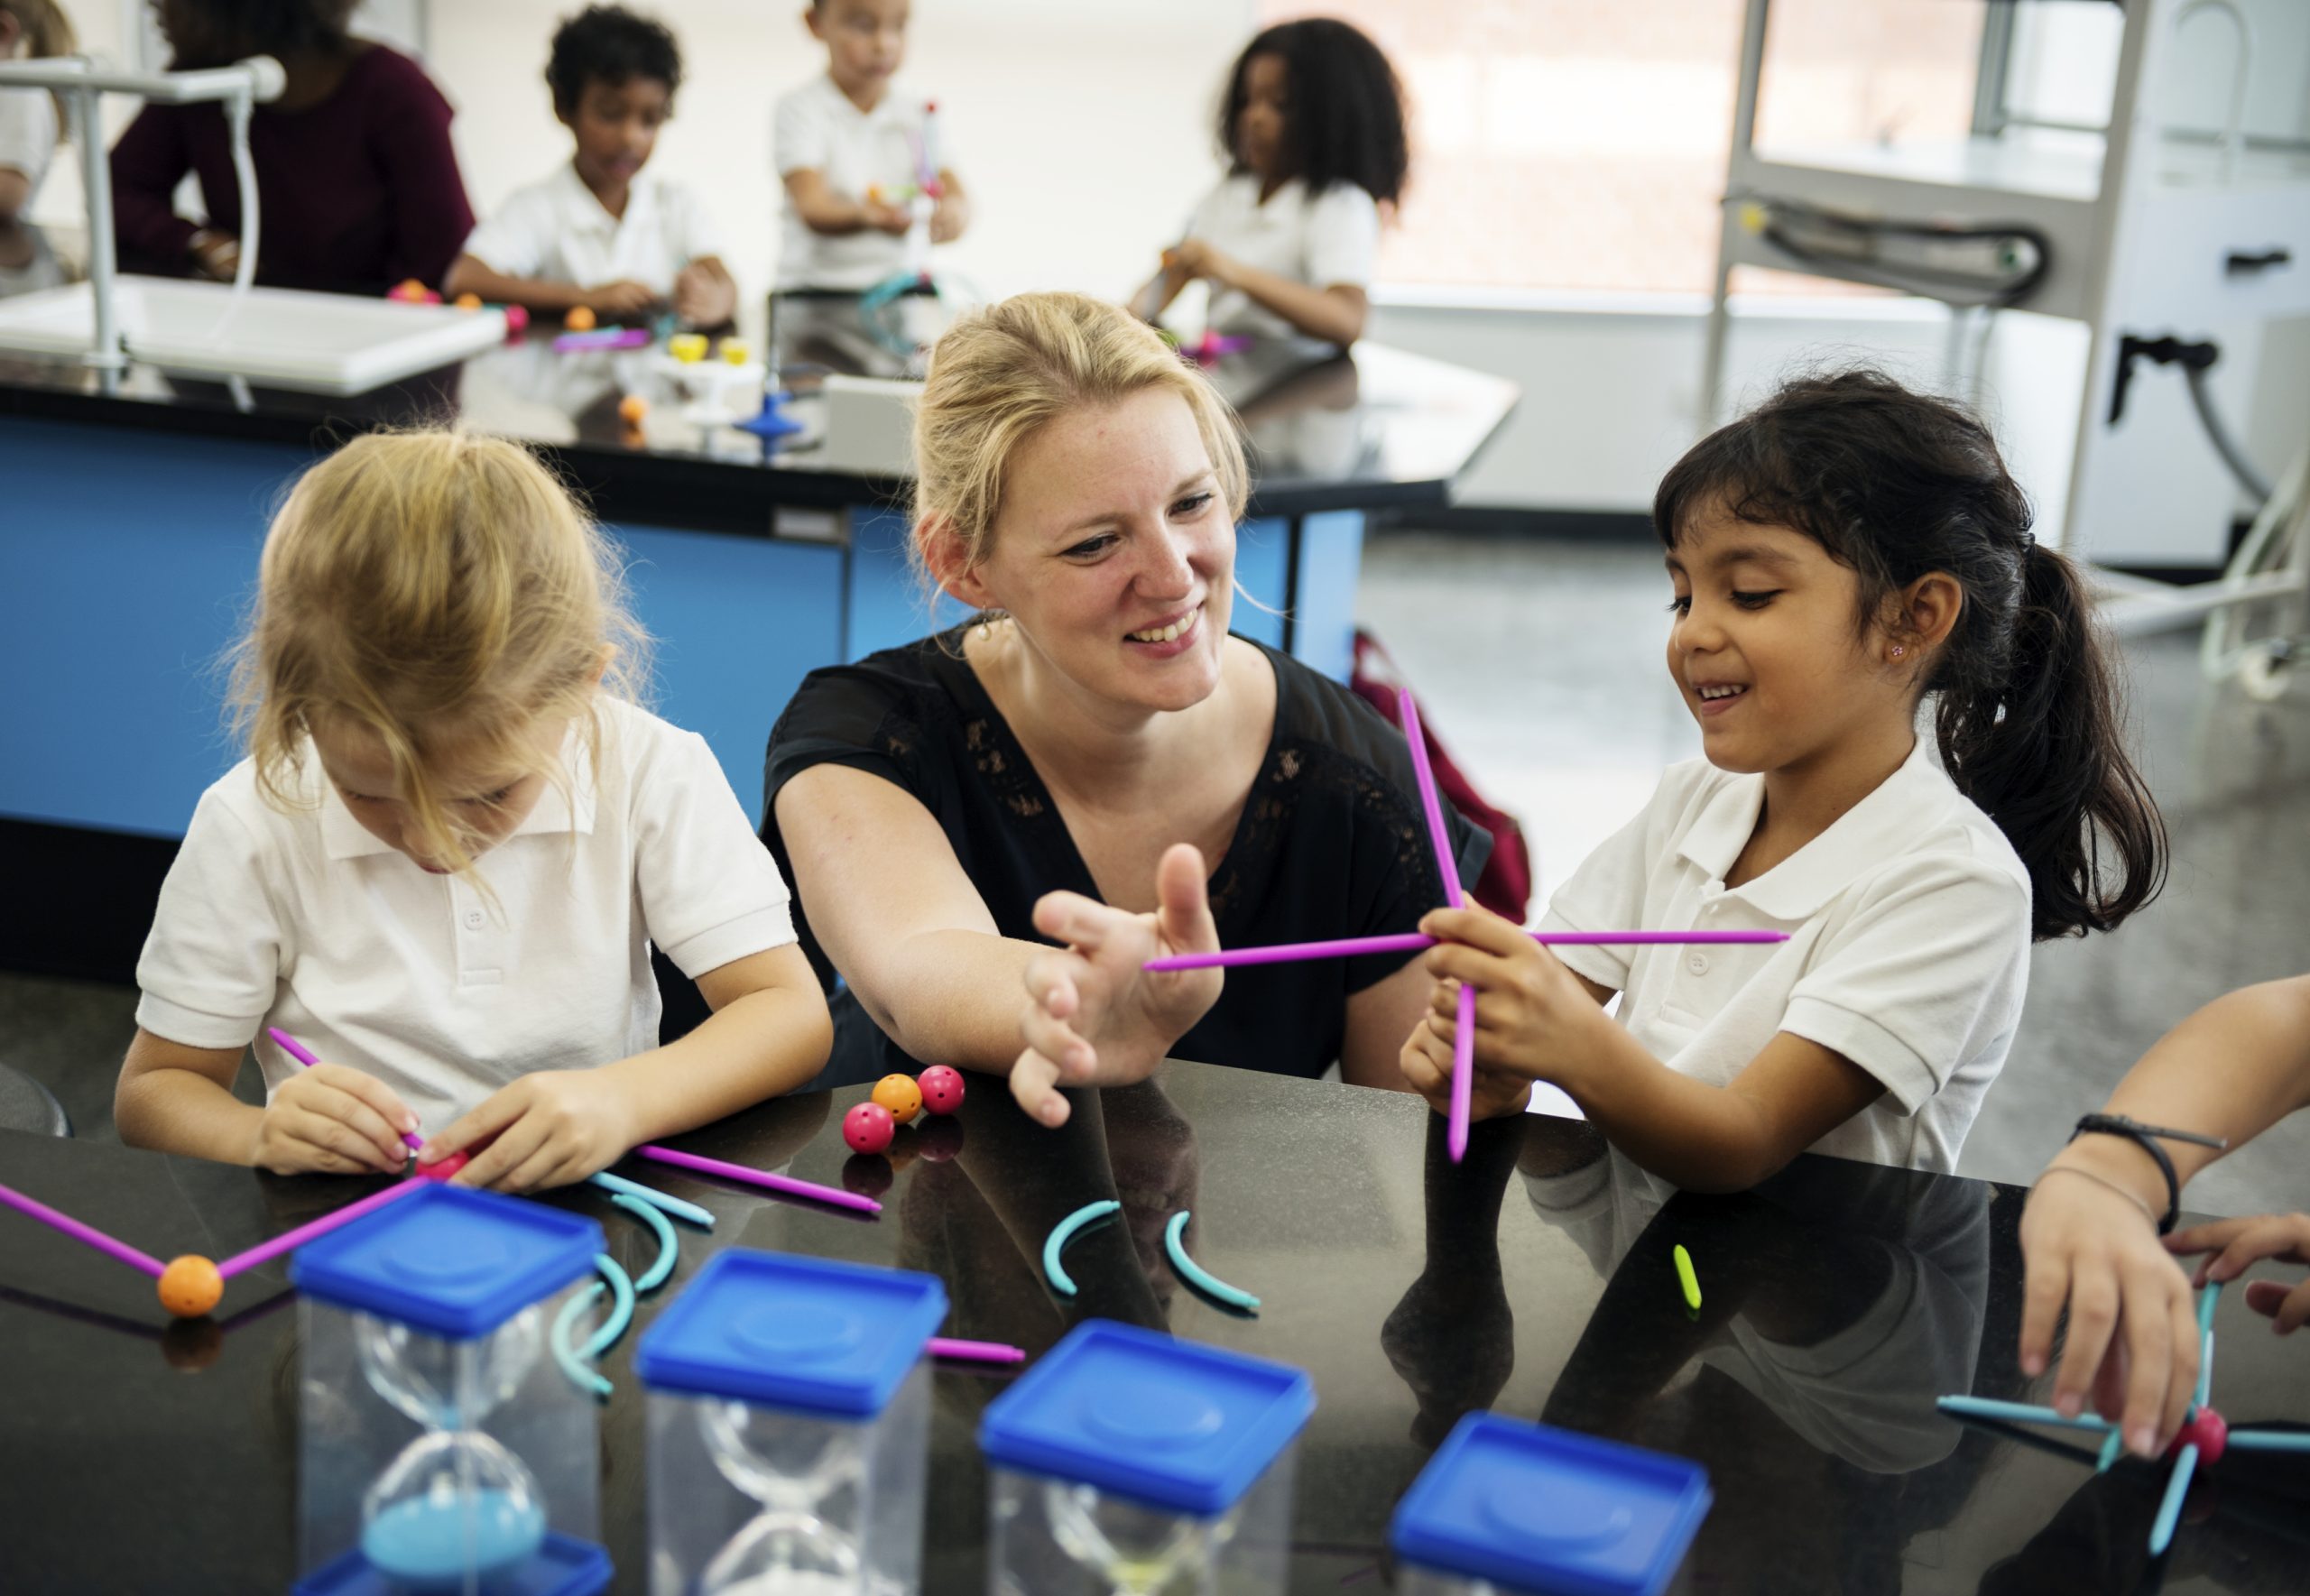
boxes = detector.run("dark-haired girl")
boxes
[1133,15,1408,351]
[109,0,475,295]
[1402,370,2168,1188]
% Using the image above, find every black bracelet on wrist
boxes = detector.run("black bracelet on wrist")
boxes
[2067,1114,2228,1235]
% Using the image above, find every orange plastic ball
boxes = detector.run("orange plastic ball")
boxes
[158,1254,224,1319]
[453,292,484,311]
[872,1073,923,1125]
[617,393,649,426]
[565,304,597,332]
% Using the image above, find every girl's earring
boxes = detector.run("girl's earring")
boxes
[1890,644,1907,660]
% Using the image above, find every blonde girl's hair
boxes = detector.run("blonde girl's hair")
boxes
[910,291,1251,596]
[229,430,651,879]
[0,1,79,133]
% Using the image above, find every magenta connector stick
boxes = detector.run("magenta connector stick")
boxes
[0,1179,169,1278]
[1396,690,1476,1164]
[1144,927,1788,973]
[928,1336,1026,1365]
[268,1027,424,1152]
[215,1176,429,1280]
[634,1144,882,1216]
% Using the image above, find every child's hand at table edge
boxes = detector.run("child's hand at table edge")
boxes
[2019,1155,2202,1455]
[417,1069,633,1194]
[1418,901,1613,1091]
[252,1063,420,1176]
[1399,991,1533,1121]
[2169,1212,2310,1333]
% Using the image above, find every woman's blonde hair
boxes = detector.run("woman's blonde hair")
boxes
[0,0,79,132]
[230,430,650,877]
[910,291,1251,593]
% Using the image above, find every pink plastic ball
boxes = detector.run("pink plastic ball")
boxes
[2168,1407,2227,1465]
[503,304,531,337]
[843,1102,896,1155]
[917,1066,966,1115]
[417,1149,470,1183]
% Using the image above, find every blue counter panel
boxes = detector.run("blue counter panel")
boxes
[1290,509,1365,683]
[845,504,965,661]
[1233,515,1289,650]
[610,522,841,825]
[1,419,311,837]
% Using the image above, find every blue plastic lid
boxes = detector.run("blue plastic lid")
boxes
[289,1185,603,1342]
[633,1249,947,1419]
[977,1320,1315,1518]
[293,1530,610,1596]
[1389,1414,1711,1596]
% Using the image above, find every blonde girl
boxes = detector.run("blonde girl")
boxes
[0,0,74,220]
[117,431,831,1192]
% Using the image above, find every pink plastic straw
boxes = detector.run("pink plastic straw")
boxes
[269,1028,425,1152]
[1144,927,1786,973]
[0,1179,168,1278]
[215,1176,429,1280]
[635,1145,882,1215]
[929,1335,1025,1365]
[1398,690,1474,1160]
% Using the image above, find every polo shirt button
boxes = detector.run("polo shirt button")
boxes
[464,910,485,929]
[1687,953,1709,974]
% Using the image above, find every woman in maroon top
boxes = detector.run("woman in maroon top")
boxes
[110,0,475,296]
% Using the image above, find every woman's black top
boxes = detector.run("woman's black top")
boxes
[762,628,1490,1085]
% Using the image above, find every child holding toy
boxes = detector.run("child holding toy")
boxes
[447,5,735,326]
[1132,17,1408,352]
[1401,372,2168,1189]
[773,0,968,292]
[116,431,830,1193]
[2019,973,2310,1460]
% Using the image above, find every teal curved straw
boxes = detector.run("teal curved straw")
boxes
[582,1251,637,1360]
[610,1194,680,1294]
[2148,1443,2198,1555]
[552,1252,637,1399]
[1935,1394,2111,1433]
[1041,1200,1120,1297]
[589,1170,715,1231]
[2094,1426,2125,1473]
[1162,1212,1260,1312]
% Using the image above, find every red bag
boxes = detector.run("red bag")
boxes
[1350,630,1534,922]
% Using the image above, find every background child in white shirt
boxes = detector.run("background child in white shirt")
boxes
[0,0,72,222]
[448,5,735,327]
[774,0,968,292]
[1133,17,1407,352]
[117,431,831,1192]
[1404,370,2168,1186]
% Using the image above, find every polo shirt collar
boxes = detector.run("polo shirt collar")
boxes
[552,160,651,240]
[319,732,599,862]
[1677,736,1955,920]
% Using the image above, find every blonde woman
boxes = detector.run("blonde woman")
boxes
[766,291,1486,1125]
[0,0,72,220]
[116,433,831,1191]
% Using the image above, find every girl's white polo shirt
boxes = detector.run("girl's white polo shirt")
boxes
[135,697,795,1131]
[1538,738,2032,1174]
[1182,172,1379,351]
[460,161,725,295]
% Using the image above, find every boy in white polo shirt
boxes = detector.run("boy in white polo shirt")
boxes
[773,0,968,292]
[447,5,735,327]
[1401,372,2167,1187]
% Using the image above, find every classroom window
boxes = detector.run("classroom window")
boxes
[1262,0,1986,296]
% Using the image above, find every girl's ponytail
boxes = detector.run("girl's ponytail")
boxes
[1934,539,2167,939]
[1656,368,2167,941]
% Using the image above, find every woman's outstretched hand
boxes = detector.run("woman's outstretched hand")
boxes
[1012,843,1223,1128]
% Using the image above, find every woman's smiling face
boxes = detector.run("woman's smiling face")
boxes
[960,387,1235,715]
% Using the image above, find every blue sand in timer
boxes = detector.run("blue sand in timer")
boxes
[636,1249,948,1595]
[1390,1414,1712,1596]
[978,1320,1316,1595]
[291,1185,611,1596]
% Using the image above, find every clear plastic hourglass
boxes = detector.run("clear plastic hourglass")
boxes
[977,1321,1314,1596]
[291,1184,611,1596]
[1389,1413,1712,1596]
[636,1250,947,1596]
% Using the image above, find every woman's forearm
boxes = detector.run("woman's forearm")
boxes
[853,928,1066,1075]
[1215,262,1365,346]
